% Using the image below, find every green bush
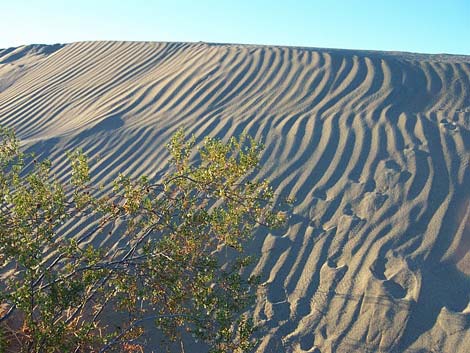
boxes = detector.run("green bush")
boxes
[0,127,286,352]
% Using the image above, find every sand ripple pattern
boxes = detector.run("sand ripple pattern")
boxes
[1,41,470,353]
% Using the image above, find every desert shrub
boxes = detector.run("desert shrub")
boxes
[0,127,286,352]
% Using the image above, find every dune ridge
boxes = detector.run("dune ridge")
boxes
[1,41,470,352]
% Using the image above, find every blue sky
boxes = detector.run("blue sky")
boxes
[1,0,469,54]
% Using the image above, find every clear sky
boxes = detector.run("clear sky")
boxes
[1,0,469,55]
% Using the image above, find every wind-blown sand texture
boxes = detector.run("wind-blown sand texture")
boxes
[1,41,470,352]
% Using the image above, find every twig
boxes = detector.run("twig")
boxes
[98,314,189,353]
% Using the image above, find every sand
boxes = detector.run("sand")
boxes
[1,41,469,352]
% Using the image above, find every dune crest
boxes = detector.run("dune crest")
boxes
[1,41,469,352]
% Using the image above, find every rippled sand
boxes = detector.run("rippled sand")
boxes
[1,41,469,352]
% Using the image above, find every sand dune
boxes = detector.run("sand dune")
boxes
[1,41,470,352]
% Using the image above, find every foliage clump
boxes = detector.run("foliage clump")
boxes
[0,127,285,352]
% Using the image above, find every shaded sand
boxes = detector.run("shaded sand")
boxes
[1,41,470,352]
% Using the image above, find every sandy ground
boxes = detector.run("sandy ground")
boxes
[1,41,469,352]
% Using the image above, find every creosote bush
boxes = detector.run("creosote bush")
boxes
[0,127,286,352]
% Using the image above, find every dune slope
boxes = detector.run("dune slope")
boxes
[1,41,470,352]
